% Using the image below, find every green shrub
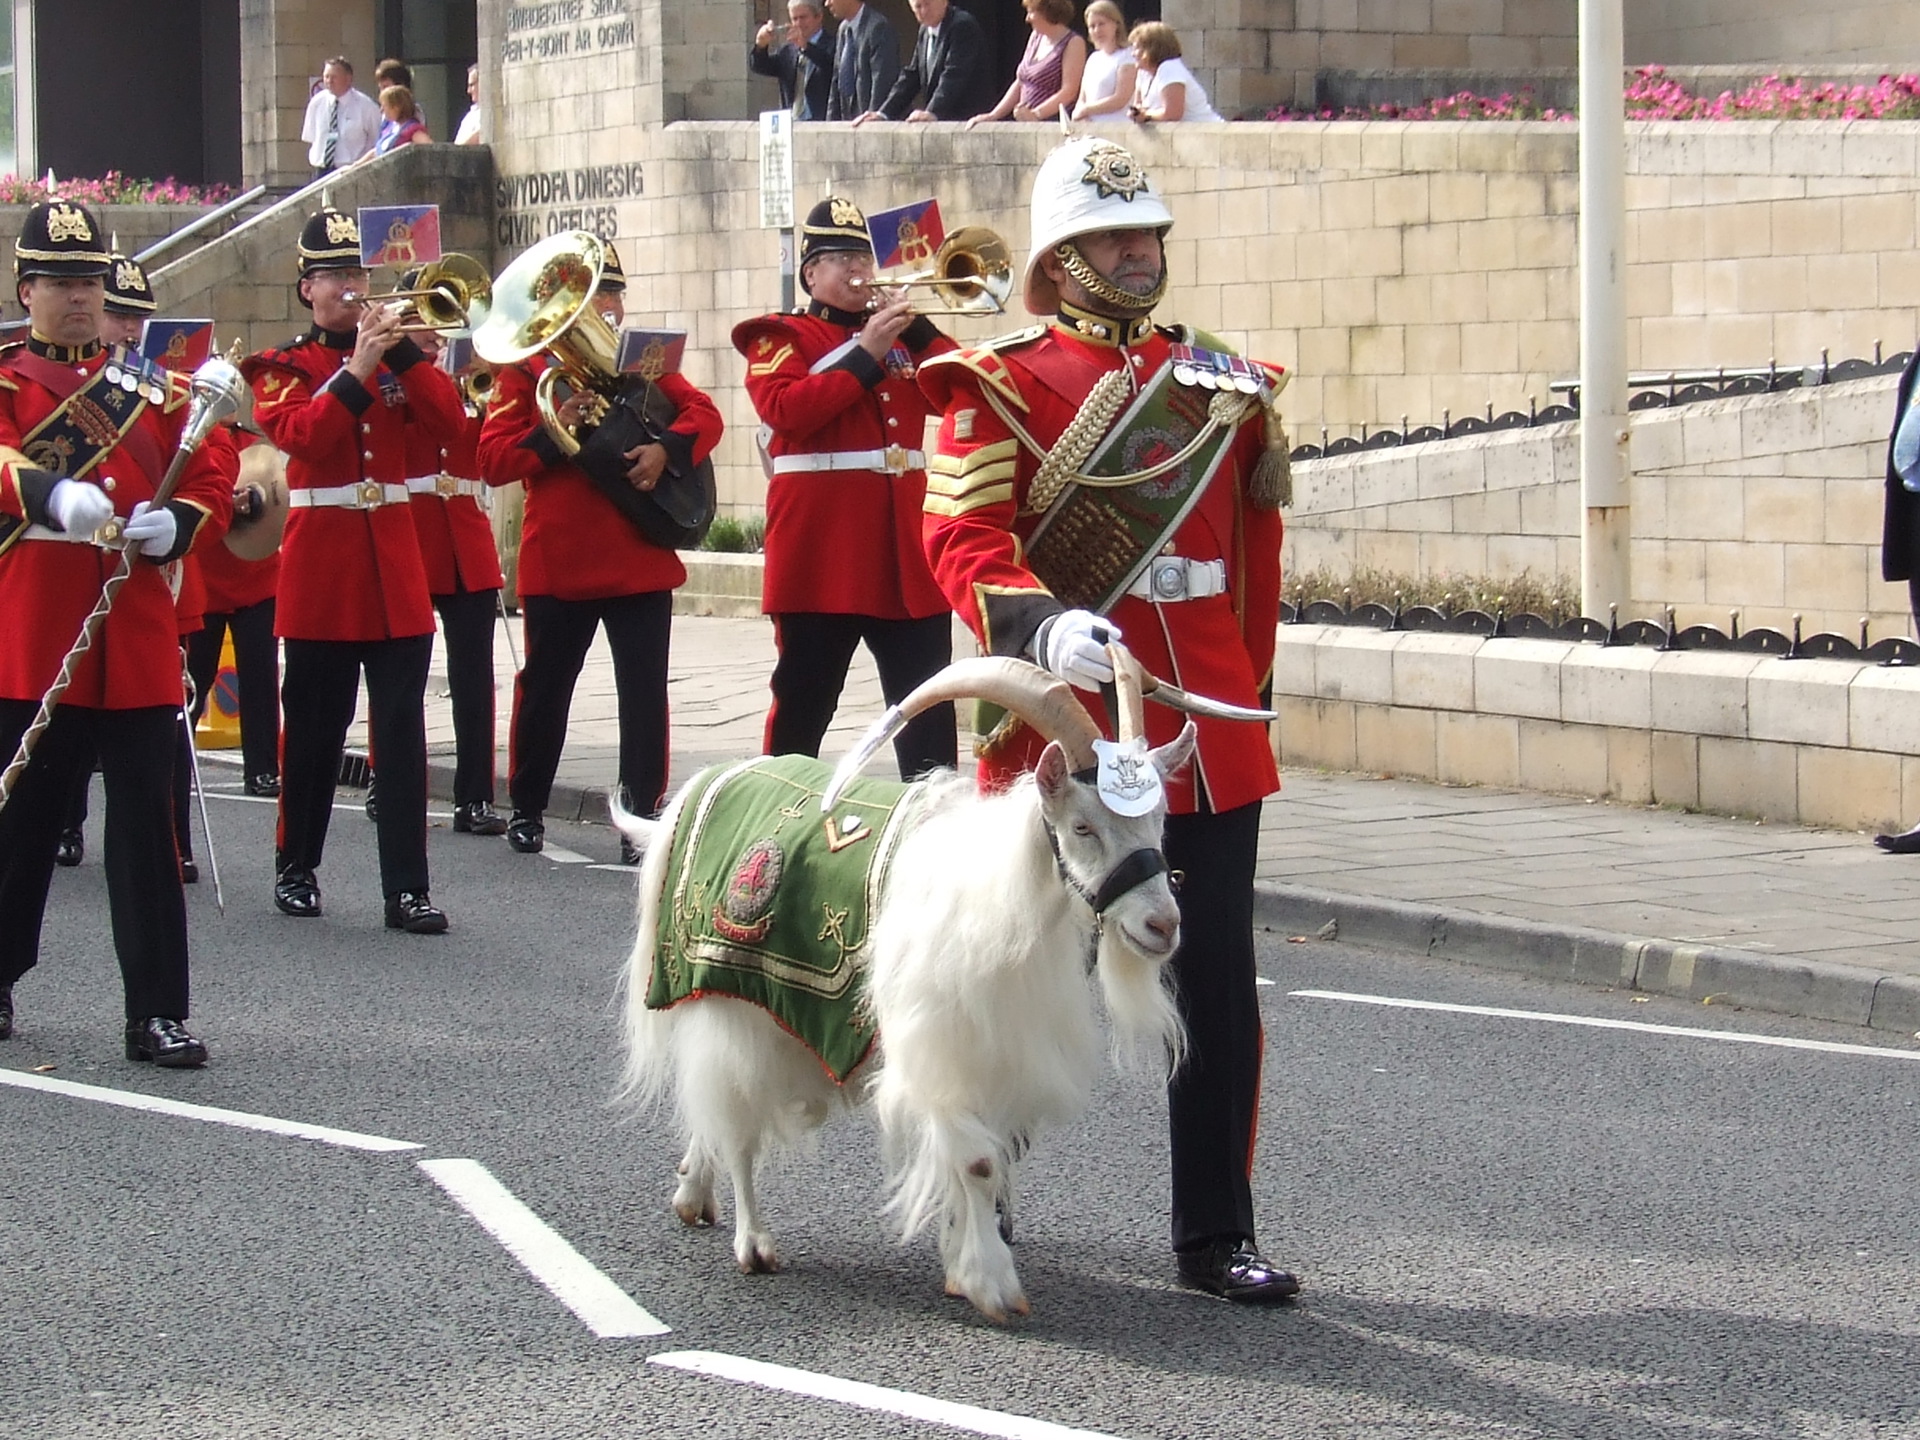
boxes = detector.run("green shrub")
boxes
[699,513,767,553]
[1286,566,1581,622]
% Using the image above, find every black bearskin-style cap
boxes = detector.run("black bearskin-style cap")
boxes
[599,240,626,294]
[104,252,157,315]
[15,199,112,281]
[798,196,872,273]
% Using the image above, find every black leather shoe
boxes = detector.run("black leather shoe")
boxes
[1176,1240,1301,1303]
[54,828,83,867]
[506,812,545,853]
[453,800,508,836]
[179,856,199,885]
[619,835,642,866]
[244,773,281,798]
[273,865,322,917]
[363,778,378,823]
[385,891,449,934]
[125,1016,208,1068]
[0,986,13,1041]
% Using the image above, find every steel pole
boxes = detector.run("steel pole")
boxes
[1579,0,1632,619]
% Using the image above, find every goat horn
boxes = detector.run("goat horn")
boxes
[821,656,1101,812]
[1109,642,1146,745]
[1139,671,1279,723]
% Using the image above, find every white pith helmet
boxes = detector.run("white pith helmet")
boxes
[1023,136,1175,316]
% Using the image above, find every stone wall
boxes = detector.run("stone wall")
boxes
[1288,376,1901,640]
[1272,626,1920,831]
[238,0,377,189]
[1627,2,1920,68]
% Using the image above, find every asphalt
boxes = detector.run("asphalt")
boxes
[205,611,1920,1037]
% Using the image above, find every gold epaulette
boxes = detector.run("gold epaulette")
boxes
[920,331,1041,415]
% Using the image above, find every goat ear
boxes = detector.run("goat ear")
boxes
[1034,739,1073,800]
[1151,720,1198,779]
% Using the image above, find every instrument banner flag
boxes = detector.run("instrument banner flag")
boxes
[139,319,213,373]
[359,204,442,268]
[866,198,944,271]
[616,329,687,380]
[439,334,475,376]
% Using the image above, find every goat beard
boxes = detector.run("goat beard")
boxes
[1094,929,1186,1074]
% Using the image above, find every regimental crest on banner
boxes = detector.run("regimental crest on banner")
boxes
[866,198,945,272]
[616,328,688,382]
[359,204,442,268]
[138,319,214,373]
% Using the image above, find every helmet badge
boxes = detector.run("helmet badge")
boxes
[1081,145,1148,202]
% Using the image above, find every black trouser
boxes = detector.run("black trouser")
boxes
[0,702,190,1019]
[278,634,432,896]
[1164,799,1265,1254]
[433,585,500,808]
[764,612,957,780]
[510,591,671,819]
[186,596,280,781]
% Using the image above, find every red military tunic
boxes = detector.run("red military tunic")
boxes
[476,358,723,601]
[919,322,1285,815]
[243,331,466,641]
[405,409,504,596]
[0,341,234,709]
[730,310,953,618]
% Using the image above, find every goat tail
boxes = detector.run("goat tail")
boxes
[1096,932,1187,1077]
[614,787,684,1113]
[609,790,663,857]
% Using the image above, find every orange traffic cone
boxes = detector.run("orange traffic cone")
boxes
[194,632,242,750]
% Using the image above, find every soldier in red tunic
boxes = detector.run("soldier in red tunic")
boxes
[401,323,507,837]
[730,197,958,780]
[477,244,724,859]
[0,199,234,1064]
[244,208,467,934]
[919,138,1299,1301]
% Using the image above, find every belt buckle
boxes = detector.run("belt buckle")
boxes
[882,443,909,476]
[94,516,125,548]
[354,480,384,508]
[1150,557,1187,601]
[435,474,459,499]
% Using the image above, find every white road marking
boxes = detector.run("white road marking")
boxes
[540,842,594,864]
[1291,989,1920,1061]
[1255,977,1275,987]
[585,862,638,874]
[0,1068,422,1151]
[648,1351,1128,1440]
[418,1158,670,1338]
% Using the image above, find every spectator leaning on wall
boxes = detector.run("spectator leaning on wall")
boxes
[855,0,994,124]
[1127,21,1222,123]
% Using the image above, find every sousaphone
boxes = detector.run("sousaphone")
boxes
[472,231,714,550]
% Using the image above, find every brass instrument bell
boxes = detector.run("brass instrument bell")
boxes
[470,230,620,456]
[357,252,493,334]
[853,226,1012,315]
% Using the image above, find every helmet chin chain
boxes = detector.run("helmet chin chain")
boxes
[1054,241,1166,316]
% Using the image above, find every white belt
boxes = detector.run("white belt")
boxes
[404,474,487,500]
[19,522,120,547]
[770,446,925,477]
[288,482,411,510]
[1127,556,1228,603]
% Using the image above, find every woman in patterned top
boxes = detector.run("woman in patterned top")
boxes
[966,0,1086,126]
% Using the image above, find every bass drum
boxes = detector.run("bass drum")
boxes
[226,441,289,561]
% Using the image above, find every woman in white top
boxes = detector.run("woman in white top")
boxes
[1126,21,1223,123]
[1070,0,1136,121]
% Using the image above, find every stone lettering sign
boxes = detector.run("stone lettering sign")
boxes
[502,0,634,64]
[496,164,644,248]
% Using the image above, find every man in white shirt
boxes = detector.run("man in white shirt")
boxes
[455,64,483,145]
[301,57,382,176]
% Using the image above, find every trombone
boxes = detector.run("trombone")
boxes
[851,226,1012,316]
[345,253,493,335]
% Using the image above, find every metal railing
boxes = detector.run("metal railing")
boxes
[133,184,269,267]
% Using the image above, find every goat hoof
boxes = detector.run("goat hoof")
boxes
[673,1199,716,1228]
[736,1239,782,1273]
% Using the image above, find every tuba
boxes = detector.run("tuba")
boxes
[473,231,715,549]
[852,226,1013,315]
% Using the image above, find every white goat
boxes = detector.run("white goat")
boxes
[617,656,1195,1321]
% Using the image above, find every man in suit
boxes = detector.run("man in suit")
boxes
[824,0,900,121]
[750,0,834,121]
[858,0,992,123]
[1875,347,1920,853]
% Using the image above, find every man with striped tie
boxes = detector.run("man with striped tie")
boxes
[301,58,381,178]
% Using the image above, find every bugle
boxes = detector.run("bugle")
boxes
[345,253,492,335]
[851,226,1012,315]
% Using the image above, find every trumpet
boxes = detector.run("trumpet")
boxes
[345,253,493,335]
[850,226,1012,316]
[458,367,495,408]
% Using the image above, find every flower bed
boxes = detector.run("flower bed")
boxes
[0,172,236,207]
[1265,67,1920,123]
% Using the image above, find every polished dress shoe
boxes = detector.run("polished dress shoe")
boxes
[179,856,199,885]
[453,800,509,836]
[385,891,449,934]
[54,828,83,866]
[273,865,322,917]
[506,812,545,853]
[0,985,13,1041]
[1176,1239,1301,1303]
[125,1016,208,1068]
[243,773,281,798]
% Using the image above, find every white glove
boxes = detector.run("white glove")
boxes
[1034,609,1122,691]
[46,479,115,538]
[122,500,178,558]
